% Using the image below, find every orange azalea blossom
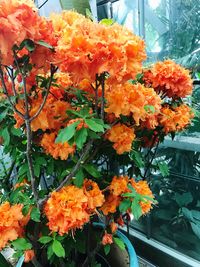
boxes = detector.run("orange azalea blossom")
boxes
[83,179,105,211]
[0,202,29,250]
[101,194,121,215]
[159,104,194,134]
[143,60,193,98]
[0,0,56,66]
[51,11,146,83]
[14,179,29,189]
[130,179,154,214]
[14,94,71,131]
[24,249,35,263]
[110,222,118,233]
[109,176,129,196]
[40,132,75,160]
[102,232,113,245]
[106,82,161,126]
[44,185,90,235]
[105,123,135,154]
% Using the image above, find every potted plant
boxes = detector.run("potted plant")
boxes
[0,1,194,266]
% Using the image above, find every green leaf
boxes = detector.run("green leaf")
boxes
[52,240,65,258]
[129,150,144,168]
[59,0,90,16]
[47,244,54,260]
[144,105,155,114]
[1,128,10,146]
[11,127,22,137]
[131,199,142,220]
[36,40,54,50]
[30,207,41,222]
[74,169,84,187]
[39,236,52,244]
[191,222,200,240]
[182,208,194,222]
[12,238,32,250]
[56,122,79,143]
[119,199,131,212]
[99,18,114,26]
[175,192,193,207]
[113,237,125,250]
[104,244,111,255]
[74,128,88,149]
[158,162,169,177]
[18,163,29,177]
[0,110,7,122]
[85,119,104,132]
[83,164,101,178]
[19,39,35,52]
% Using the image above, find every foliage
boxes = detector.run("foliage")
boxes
[0,0,195,266]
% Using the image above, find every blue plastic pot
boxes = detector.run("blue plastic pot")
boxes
[93,222,139,267]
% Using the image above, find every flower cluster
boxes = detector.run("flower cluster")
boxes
[101,176,154,216]
[0,0,195,263]
[143,60,193,98]
[51,11,146,83]
[0,0,56,66]
[159,104,194,134]
[105,123,135,154]
[105,82,161,126]
[44,181,104,235]
[0,202,29,250]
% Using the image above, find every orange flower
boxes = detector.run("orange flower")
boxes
[44,185,90,235]
[143,60,193,98]
[14,179,29,189]
[105,123,135,154]
[14,94,71,132]
[51,11,146,83]
[159,104,194,134]
[101,194,121,215]
[110,222,118,233]
[24,249,35,263]
[0,202,29,250]
[0,0,56,66]
[105,82,161,126]
[40,132,75,160]
[109,176,129,196]
[102,232,113,245]
[130,179,154,214]
[83,179,105,211]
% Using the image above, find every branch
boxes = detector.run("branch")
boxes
[39,140,93,208]
[30,65,58,122]
[100,73,105,120]
[143,141,159,180]
[22,74,40,206]
[0,66,24,118]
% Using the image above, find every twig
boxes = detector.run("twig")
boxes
[39,140,93,208]
[143,142,159,179]
[22,73,40,206]
[100,73,105,120]
[0,66,24,118]
[30,65,58,122]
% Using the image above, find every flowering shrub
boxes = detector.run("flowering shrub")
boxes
[0,0,194,266]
